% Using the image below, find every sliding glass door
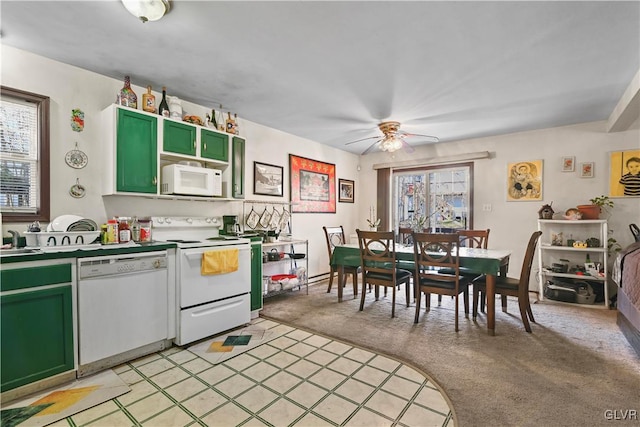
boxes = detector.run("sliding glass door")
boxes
[393,163,472,234]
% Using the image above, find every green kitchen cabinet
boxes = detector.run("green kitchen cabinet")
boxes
[201,129,229,162]
[116,108,158,193]
[164,120,197,156]
[232,136,245,199]
[1,262,75,392]
[250,241,263,312]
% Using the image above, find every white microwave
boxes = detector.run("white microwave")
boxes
[161,164,222,197]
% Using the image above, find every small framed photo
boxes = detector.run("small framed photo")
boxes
[338,178,355,203]
[580,162,594,178]
[561,156,575,172]
[253,161,284,196]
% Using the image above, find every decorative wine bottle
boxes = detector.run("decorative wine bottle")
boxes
[211,109,218,129]
[226,112,236,134]
[234,113,239,135]
[158,86,170,117]
[142,85,156,113]
[117,75,137,109]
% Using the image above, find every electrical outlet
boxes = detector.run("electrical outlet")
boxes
[483,204,492,212]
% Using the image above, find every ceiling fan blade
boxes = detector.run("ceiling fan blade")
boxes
[400,138,415,154]
[361,141,380,155]
[345,135,381,146]
[401,132,439,143]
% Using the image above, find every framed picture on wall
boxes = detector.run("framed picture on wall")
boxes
[580,162,594,178]
[562,156,575,172]
[338,178,354,203]
[506,160,543,201]
[253,161,283,197]
[289,154,336,213]
[609,149,640,197]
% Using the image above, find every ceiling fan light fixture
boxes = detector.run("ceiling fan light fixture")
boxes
[380,135,403,152]
[122,0,170,23]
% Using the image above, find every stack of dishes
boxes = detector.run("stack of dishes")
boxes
[47,215,98,232]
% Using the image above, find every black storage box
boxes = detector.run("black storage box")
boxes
[544,279,596,304]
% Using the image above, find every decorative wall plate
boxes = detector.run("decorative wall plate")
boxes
[65,142,88,169]
[69,178,86,198]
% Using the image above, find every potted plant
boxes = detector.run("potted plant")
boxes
[577,195,614,219]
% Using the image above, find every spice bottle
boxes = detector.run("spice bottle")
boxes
[118,217,131,243]
[106,219,119,244]
[131,216,141,242]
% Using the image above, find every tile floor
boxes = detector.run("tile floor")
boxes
[49,318,453,427]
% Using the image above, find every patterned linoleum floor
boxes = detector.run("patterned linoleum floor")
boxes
[48,318,453,427]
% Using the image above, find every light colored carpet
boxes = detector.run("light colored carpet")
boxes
[261,281,640,427]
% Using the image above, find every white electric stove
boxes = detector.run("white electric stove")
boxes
[151,216,252,345]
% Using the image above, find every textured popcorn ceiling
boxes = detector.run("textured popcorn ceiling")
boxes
[2,1,638,154]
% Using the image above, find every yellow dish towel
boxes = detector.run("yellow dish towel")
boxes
[201,249,239,275]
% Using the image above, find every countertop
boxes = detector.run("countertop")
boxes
[0,241,177,264]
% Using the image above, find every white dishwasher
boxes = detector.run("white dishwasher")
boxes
[77,251,169,375]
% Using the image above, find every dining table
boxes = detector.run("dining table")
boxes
[331,243,512,336]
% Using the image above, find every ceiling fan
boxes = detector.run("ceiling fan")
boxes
[344,121,439,155]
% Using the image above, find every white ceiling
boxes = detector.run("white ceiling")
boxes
[1,1,639,154]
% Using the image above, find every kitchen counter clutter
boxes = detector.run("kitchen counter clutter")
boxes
[0,241,176,264]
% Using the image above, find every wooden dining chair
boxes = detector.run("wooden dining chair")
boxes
[412,232,470,331]
[356,229,412,318]
[472,230,542,333]
[398,227,414,245]
[323,226,359,296]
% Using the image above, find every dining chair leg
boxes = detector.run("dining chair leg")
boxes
[463,289,469,318]
[359,281,367,311]
[352,272,358,297]
[454,294,459,332]
[518,297,532,332]
[437,294,442,306]
[526,302,536,323]
[480,291,486,312]
[414,289,422,323]
[425,293,431,311]
[501,295,508,312]
[472,286,479,319]
[405,281,410,307]
[327,266,335,293]
[391,286,396,318]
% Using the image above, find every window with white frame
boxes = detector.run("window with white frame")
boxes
[0,86,50,222]
[393,163,473,233]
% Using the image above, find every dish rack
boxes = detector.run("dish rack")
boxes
[25,231,101,248]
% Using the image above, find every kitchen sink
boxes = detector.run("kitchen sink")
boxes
[0,248,40,256]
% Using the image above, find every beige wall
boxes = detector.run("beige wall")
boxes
[2,45,639,286]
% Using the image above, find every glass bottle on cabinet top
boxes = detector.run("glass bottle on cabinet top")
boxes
[117,75,137,109]
[158,86,169,117]
[142,85,156,113]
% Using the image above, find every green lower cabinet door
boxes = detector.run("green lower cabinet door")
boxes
[1,286,74,392]
[251,243,263,311]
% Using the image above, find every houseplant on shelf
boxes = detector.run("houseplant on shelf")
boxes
[577,195,614,219]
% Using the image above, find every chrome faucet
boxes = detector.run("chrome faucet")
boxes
[7,230,21,248]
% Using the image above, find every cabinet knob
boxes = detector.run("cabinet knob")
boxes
[193,141,196,149]
[204,143,207,151]
[152,176,157,185]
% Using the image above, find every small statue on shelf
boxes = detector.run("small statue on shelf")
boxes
[538,202,554,219]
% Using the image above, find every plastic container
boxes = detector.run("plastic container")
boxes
[106,219,119,244]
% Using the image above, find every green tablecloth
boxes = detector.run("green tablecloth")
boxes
[331,244,510,275]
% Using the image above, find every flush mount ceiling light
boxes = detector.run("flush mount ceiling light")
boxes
[122,0,170,23]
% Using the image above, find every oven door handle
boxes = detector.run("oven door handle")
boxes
[182,247,249,260]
